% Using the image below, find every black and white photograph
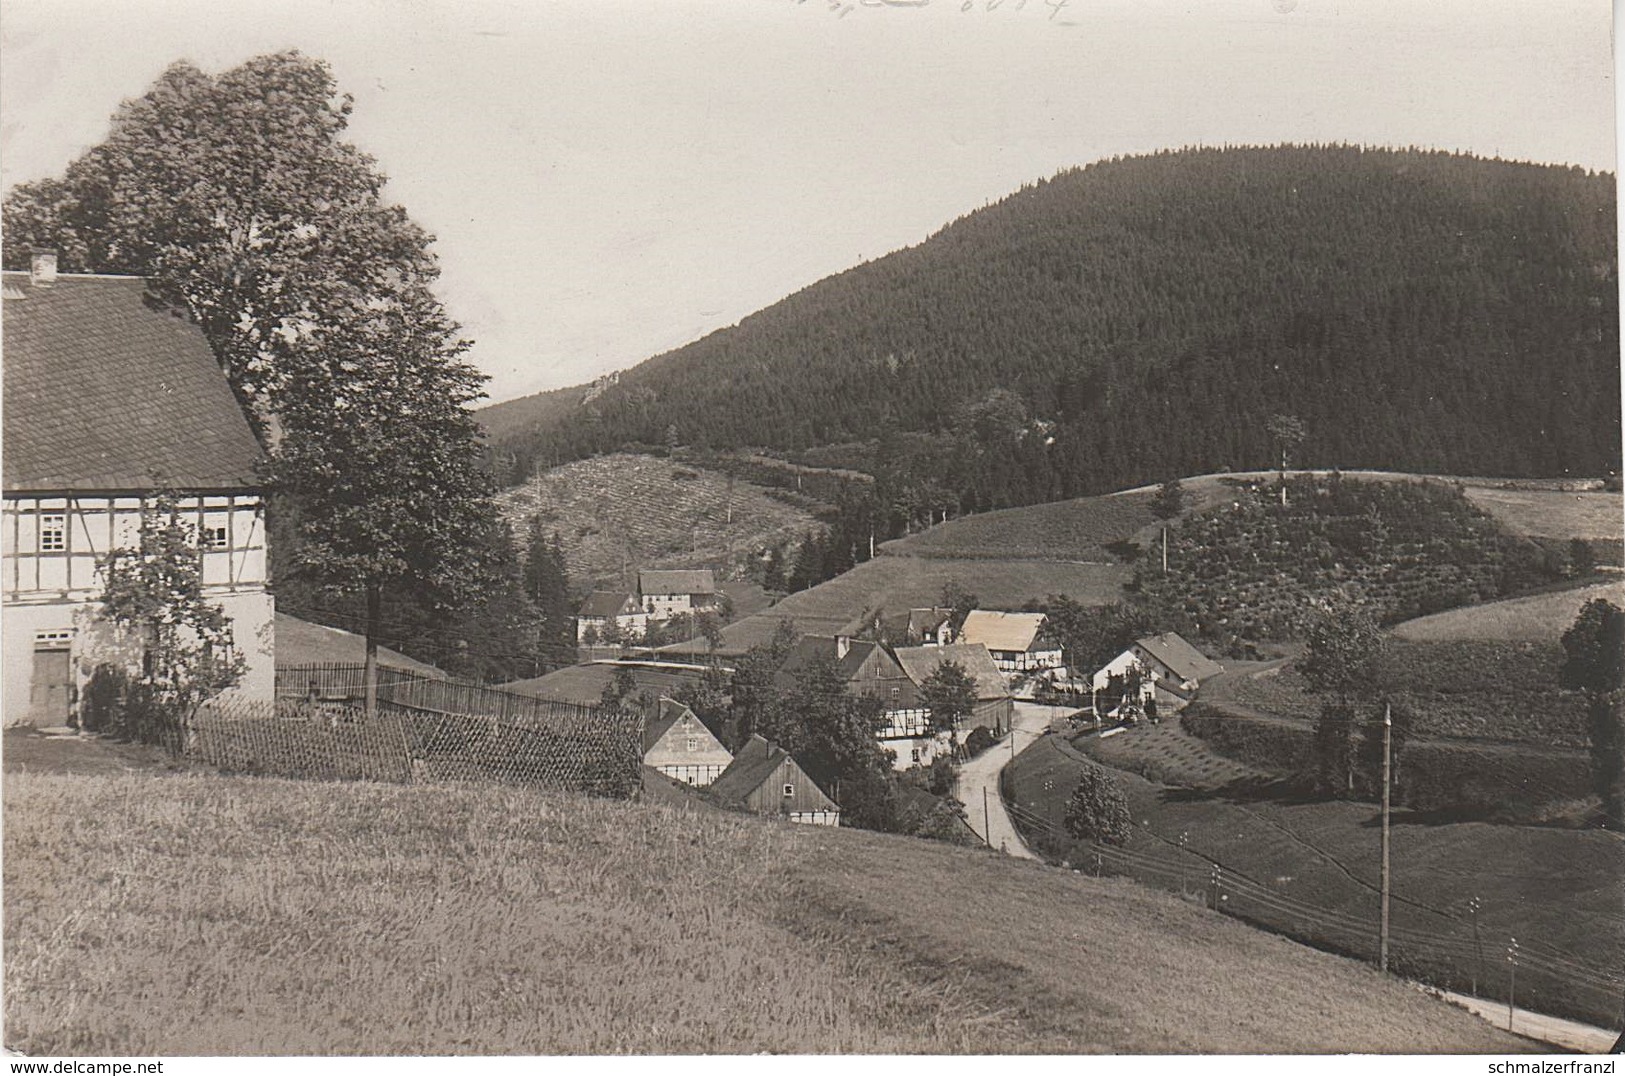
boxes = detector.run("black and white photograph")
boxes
[0,0,1620,1060]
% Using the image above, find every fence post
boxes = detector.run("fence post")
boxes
[1209,865,1223,911]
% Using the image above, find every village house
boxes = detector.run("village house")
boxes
[642,697,733,787]
[773,633,927,770]
[575,591,649,643]
[956,610,1065,675]
[892,642,1014,743]
[2,255,274,726]
[877,606,955,648]
[707,734,840,825]
[637,568,717,622]
[1092,631,1225,714]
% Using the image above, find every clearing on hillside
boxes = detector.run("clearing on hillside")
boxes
[495,454,823,588]
[1391,580,1625,642]
[5,769,1526,1055]
[1460,488,1624,542]
[668,555,1132,656]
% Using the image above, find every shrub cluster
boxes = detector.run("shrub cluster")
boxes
[1134,476,1567,647]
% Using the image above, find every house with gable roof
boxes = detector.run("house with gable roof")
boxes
[642,697,733,786]
[707,734,839,826]
[2,253,274,726]
[956,610,1064,674]
[1092,631,1225,714]
[892,642,1014,741]
[637,568,717,622]
[575,591,648,643]
[773,633,929,769]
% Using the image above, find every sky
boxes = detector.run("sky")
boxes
[0,0,1616,406]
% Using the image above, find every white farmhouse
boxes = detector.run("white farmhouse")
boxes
[638,569,717,622]
[2,255,274,726]
[1092,632,1225,713]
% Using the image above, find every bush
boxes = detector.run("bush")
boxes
[962,726,998,759]
[1063,761,1132,846]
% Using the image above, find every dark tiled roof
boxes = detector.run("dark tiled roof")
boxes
[639,569,717,596]
[578,591,638,618]
[707,734,788,805]
[892,643,1011,701]
[642,697,694,752]
[2,273,264,492]
[776,634,877,684]
[1136,632,1224,683]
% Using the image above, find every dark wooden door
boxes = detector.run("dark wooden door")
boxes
[30,648,71,726]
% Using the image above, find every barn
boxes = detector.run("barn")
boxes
[707,735,840,826]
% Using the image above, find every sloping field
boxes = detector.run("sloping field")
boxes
[671,556,1133,656]
[500,663,705,707]
[882,491,1157,561]
[1007,734,1625,1031]
[5,770,1525,1055]
[1392,581,1625,643]
[495,454,822,588]
[1460,488,1623,542]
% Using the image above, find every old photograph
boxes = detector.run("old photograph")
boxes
[0,0,1620,1059]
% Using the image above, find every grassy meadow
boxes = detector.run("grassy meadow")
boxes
[680,554,1131,656]
[3,767,1527,1055]
[1005,733,1625,1029]
[1391,580,1625,643]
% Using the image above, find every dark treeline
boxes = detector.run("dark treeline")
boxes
[487,145,1619,508]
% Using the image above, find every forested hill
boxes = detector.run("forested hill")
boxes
[487,146,1619,505]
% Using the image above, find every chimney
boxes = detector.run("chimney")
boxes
[29,248,58,287]
[835,635,851,660]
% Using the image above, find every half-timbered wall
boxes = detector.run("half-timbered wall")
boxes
[1,491,274,725]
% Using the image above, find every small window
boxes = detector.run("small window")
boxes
[33,629,72,650]
[202,526,229,550]
[890,686,900,699]
[685,736,698,752]
[782,783,795,798]
[910,748,921,763]
[39,515,65,552]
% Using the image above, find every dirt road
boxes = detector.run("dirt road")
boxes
[953,702,1074,858]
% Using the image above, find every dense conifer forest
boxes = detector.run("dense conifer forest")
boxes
[486,145,1619,507]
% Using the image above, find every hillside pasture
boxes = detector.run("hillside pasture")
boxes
[1462,488,1624,543]
[495,454,822,588]
[671,555,1132,656]
[1203,641,1592,750]
[882,491,1156,561]
[1391,580,1625,643]
[1005,735,1624,1030]
[5,770,1525,1055]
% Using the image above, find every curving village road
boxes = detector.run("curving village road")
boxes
[953,701,1075,859]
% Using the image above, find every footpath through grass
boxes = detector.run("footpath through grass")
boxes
[4,769,1527,1055]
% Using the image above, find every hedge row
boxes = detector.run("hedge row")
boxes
[1181,702,1591,817]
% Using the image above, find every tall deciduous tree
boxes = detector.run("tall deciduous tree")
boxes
[1299,602,1385,796]
[918,659,977,738]
[1560,598,1625,829]
[4,52,501,708]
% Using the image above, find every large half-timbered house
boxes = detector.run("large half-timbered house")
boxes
[2,256,274,726]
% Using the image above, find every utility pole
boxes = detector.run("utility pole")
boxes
[1380,700,1393,973]
[1468,895,1482,996]
[1507,938,1519,1032]
[1162,526,1168,574]
[983,787,991,847]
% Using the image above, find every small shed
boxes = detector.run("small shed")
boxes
[708,735,840,826]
